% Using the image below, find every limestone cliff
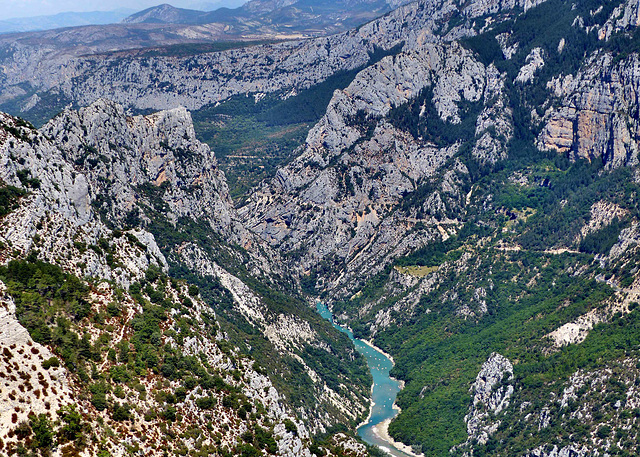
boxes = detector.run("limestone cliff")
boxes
[240,39,511,295]
[539,52,640,168]
[41,99,242,240]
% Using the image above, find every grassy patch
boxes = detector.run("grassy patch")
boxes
[394,265,438,277]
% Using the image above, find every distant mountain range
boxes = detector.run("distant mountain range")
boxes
[0,0,412,85]
[0,10,135,34]
[122,0,406,33]
[0,0,405,36]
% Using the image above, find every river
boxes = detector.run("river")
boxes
[316,303,418,457]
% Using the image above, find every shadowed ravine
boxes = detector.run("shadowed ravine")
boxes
[316,303,418,457]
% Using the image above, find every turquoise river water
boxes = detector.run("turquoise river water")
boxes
[316,303,416,457]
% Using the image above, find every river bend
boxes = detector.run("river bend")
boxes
[316,303,417,457]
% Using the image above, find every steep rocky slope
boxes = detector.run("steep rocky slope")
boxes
[41,99,242,239]
[239,39,509,296]
[237,0,640,286]
[0,106,373,456]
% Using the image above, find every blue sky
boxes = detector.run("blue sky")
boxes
[0,0,247,20]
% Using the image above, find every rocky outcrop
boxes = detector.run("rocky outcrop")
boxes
[515,47,545,84]
[524,445,591,457]
[464,353,514,445]
[580,201,628,239]
[598,0,640,40]
[473,63,513,163]
[0,111,166,286]
[496,32,519,60]
[547,308,607,347]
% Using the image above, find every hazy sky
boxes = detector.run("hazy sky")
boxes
[0,0,247,20]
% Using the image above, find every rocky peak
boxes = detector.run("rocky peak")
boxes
[516,47,545,84]
[42,99,244,239]
[0,109,168,287]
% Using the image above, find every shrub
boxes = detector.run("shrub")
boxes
[196,396,216,410]
[284,419,297,434]
[14,421,31,440]
[597,425,612,439]
[42,357,60,369]
[111,403,132,422]
[161,406,176,422]
[57,404,85,443]
[106,302,120,317]
[89,383,109,411]
[29,413,53,449]
[188,285,200,297]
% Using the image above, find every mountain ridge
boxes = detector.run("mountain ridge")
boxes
[0,10,135,34]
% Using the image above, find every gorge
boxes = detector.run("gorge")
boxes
[2,0,640,456]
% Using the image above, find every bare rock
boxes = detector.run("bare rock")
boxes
[516,47,545,84]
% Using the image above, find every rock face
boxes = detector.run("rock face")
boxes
[0,111,166,286]
[538,52,640,168]
[598,0,640,40]
[240,38,511,294]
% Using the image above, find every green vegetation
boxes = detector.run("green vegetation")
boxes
[394,265,438,277]
[579,218,629,255]
[387,86,481,147]
[16,169,40,189]
[134,185,371,422]
[333,151,640,455]
[0,180,26,217]
[382,251,612,455]
[192,103,310,200]
[10,405,92,455]
[0,260,92,347]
